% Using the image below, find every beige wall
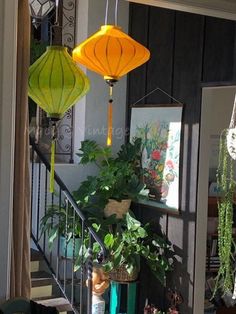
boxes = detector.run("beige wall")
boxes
[0,0,18,301]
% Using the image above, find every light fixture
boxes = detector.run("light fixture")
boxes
[29,0,55,28]
[72,0,150,146]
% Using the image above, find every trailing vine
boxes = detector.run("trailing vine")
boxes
[213,129,236,297]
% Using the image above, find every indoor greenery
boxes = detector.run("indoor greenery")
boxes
[40,203,82,249]
[213,129,236,297]
[73,138,147,212]
[74,211,173,286]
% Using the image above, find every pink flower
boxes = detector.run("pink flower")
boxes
[151,150,161,160]
[166,160,174,169]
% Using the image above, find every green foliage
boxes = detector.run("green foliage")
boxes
[74,138,146,209]
[213,129,236,297]
[75,212,173,286]
[40,203,82,249]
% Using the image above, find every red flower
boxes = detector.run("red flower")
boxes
[166,160,174,169]
[149,170,157,179]
[151,150,161,160]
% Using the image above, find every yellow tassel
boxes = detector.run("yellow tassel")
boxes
[107,101,113,146]
[107,84,113,146]
[50,140,55,193]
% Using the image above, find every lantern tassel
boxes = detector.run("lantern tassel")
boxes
[107,84,113,146]
[50,122,57,193]
[50,139,55,193]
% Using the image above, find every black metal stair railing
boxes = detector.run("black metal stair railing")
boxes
[30,137,107,314]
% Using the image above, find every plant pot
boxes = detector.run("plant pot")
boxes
[104,199,131,219]
[109,264,139,282]
[59,236,81,259]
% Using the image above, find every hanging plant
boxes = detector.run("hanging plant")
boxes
[213,129,236,297]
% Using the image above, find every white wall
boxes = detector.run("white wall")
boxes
[0,0,18,301]
[73,0,129,161]
[194,86,236,314]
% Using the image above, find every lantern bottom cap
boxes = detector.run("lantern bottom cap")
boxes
[47,113,63,121]
[104,76,119,84]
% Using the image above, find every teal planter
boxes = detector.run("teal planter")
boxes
[59,236,81,258]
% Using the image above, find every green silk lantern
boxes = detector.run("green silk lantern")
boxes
[28,46,90,192]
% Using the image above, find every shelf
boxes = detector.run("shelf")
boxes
[208,196,218,217]
[217,306,236,314]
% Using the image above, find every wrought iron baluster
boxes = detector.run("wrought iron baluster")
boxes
[56,187,62,280]
[87,233,93,314]
[43,166,48,252]
[71,207,76,305]
[63,197,69,293]
[30,145,35,233]
[79,220,85,314]
[36,160,41,241]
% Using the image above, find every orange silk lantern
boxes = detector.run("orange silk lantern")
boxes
[72,24,150,146]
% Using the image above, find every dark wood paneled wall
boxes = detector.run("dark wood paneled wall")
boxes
[128,3,236,313]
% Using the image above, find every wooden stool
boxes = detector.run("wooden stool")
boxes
[109,281,137,314]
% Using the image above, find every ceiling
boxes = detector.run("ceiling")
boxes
[127,0,236,20]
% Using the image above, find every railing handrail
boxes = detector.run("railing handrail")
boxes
[30,136,107,258]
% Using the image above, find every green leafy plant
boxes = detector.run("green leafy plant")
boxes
[75,212,173,286]
[213,129,236,297]
[73,138,147,211]
[40,203,82,249]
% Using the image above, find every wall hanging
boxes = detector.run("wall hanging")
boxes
[72,0,150,146]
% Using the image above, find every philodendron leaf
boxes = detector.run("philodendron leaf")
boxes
[104,234,114,248]
[137,227,147,238]
[103,261,114,273]
[48,226,58,249]
[126,212,141,231]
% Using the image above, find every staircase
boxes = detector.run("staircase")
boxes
[30,137,107,314]
[30,248,73,314]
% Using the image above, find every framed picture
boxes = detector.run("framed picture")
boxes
[130,104,183,213]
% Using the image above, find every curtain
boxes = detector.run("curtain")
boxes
[10,0,31,298]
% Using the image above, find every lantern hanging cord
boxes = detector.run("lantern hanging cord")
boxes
[131,86,183,107]
[55,0,59,25]
[50,0,60,45]
[115,0,119,25]
[105,0,109,25]
[104,0,119,25]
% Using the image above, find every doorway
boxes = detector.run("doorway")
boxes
[195,85,236,313]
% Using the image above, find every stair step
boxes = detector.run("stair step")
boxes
[31,260,40,272]
[31,271,53,299]
[31,248,43,261]
[36,297,73,313]
[30,248,43,272]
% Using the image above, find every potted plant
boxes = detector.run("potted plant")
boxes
[40,203,82,258]
[74,211,173,286]
[213,129,236,297]
[73,138,147,218]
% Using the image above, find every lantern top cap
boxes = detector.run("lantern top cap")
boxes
[46,46,67,51]
[100,25,122,31]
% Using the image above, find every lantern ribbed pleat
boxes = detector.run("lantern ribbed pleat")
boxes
[72,25,150,81]
[28,46,90,119]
